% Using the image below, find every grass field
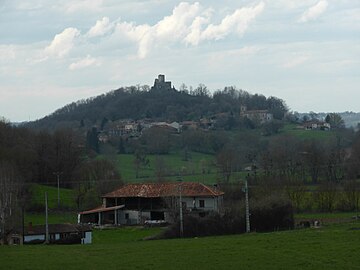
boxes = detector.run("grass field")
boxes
[100,151,250,184]
[280,124,337,141]
[102,151,227,184]
[29,184,76,209]
[25,211,78,225]
[26,184,78,225]
[1,221,359,269]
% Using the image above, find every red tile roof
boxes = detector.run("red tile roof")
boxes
[103,182,224,198]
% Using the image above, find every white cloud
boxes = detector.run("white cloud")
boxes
[200,2,265,42]
[44,27,80,58]
[299,0,328,23]
[282,55,309,68]
[0,45,16,61]
[69,55,100,70]
[113,2,264,58]
[184,14,211,46]
[87,17,115,38]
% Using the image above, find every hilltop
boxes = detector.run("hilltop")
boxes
[25,74,288,131]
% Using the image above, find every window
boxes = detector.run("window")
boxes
[125,213,129,219]
[199,200,205,208]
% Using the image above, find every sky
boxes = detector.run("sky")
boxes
[0,0,359,122]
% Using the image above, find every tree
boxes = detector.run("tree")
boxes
[216,146,240,183]
[53,129,82,187]
[86,127,99,153]
[73,159,122,210]
[302,140,326,184]
[313,181,338,212]
[261,120,284,136]
[267,96,288,120]
[133,148,149,178]
[192,84,209,97]
[342,179,360,211]
[285,180,307,212]
[0,162,22,244]
[324,137,346,182]
[141,127,170,154]
[346,135,360,179]
[325,113,345,129]
[155,155,167,182]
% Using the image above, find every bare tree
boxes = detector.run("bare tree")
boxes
[285,180,307,212]
[0,162,22,244]
[302,140,326,184]
[216,146,239,183]
[343,180,360,211]
[313,181,338,212]
[133,148,149,178]
[72,159,122,210]
[155,155,167,182]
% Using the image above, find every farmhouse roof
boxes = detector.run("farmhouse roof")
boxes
[24,224,92,236]
[103,182,224,198]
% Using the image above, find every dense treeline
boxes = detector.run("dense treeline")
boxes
[0,119,123,243]
[0,120,82,185]
[26,85,288,130]
[0,119,121,208]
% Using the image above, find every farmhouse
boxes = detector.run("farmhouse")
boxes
[7,223,92,245]
[303,121,331,130]
[240,105,273,123]
[79,182,224,226]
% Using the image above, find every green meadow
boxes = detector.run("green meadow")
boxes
[280,124,337,141]
[110,152,221,184]
[29,184,76,209]
[1,221,359,270]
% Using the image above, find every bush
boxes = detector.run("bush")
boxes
[250,194,294,232]
[159,195,294,239]
[160,212,232,239]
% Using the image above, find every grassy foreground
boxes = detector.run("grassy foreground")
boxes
[1,222,359,269]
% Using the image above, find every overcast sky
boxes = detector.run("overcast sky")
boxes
[0,0,359,122]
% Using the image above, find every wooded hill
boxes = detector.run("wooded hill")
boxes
[26,82,288,131]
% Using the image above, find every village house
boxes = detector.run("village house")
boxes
[303,121,331,130]
[78,182,224,226]
[6,223,92,245]
[25,223,92,244]
[240,105,273,124]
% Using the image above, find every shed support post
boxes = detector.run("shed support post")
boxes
[114,209,117,225]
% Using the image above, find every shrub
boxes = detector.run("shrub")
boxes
[250,194,294,232]
[159,195,294,239]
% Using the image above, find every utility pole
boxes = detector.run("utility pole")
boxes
[53,172,62,208]
[178,177,184,238]
[243,176,251,233]
[22,206,25,245]
[45,192,49,244]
